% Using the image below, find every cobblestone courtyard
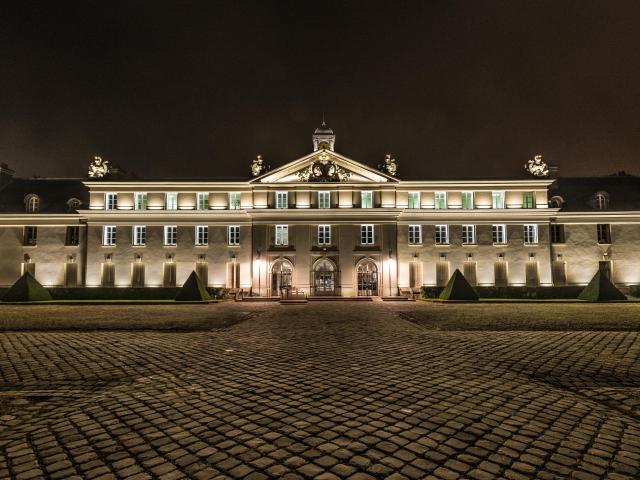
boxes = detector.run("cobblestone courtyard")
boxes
[2,303,640,479]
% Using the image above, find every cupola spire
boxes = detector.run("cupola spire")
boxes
[313,118,335,151]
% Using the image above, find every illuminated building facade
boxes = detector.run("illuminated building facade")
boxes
[1,126,639,296]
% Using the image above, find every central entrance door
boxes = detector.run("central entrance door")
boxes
[271,259,293,296]
[357,259,378,296]
[313,258,336,295]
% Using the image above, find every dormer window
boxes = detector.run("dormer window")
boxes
[67,198,83,211]
[594,191,609,209]
[549,196,564,209]
[25,194,40,213]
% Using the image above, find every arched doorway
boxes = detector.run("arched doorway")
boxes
[271,259,293,296]
[312,258,337,296]
[357,259,378,296]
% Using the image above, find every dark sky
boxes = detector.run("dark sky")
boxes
[2,1,640,179]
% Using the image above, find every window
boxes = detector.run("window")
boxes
[318,191,330,209]
[195,225,208,245]
[276,191,288,209]
[492,224,506,244]
[228,225,240,245]
[105,193,118,210]
[318,225,331,245]
[132,225,146,245]
[435,225,449,244]
[165,192,178,210]
[361,224,374,244]
[434,192,447,209]
[522,192,535,209]
[164,226,177,246]
[361,191,373,208]
[197,192,209,210]
[597,224,611,244]
[408,192,420,209]
[23,226,37,246]
[275,225,288,245]
[229,192,241,209]
[461,192,474,210]
[595,191,609,209]
[65,226,80,246]
[25,194,40,213]
[550,224,565,244]
[492,191,505,209]
[408,225,422,245]
[523,224,538,244]
[462,225,476,245]
[103,226,116,245]
[134,192,147,210]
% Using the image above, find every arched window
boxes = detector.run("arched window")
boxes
[25,194,40,213]
[594,191,609,210]
[549,196,564,209]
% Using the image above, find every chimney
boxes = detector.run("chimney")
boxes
[0,163,15,188]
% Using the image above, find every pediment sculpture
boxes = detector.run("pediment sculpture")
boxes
[297,159,351,182]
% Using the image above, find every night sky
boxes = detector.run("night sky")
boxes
[2,1,640,179]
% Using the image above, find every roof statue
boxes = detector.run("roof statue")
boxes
[378,154,398,176]
[251,154,270,177]
[525,154,549,178]
[87,156,111,179]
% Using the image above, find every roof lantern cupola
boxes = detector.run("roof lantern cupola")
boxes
[312,119,335,152]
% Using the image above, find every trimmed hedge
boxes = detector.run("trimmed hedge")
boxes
[0,287,228,301]
[422,285,583,299]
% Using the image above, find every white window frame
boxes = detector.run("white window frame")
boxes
[318,225,331,245]
[134,192,147,210]
[523,224,538,245]
[408,225,422,245]
[196,192,209,211]
[276,191,288,209]
[275,225,289,245]
[434,192,447,210]
[360,224,374,244]
[103,225,116,245]
[164,225,177,246]
[105,193,118,210]
[492,224,507,244]
[492,191,505,209]
[132,225,146,246]
[435,224,449,245]
[195,225,208,245]
[361,191,373,208]
[229,192,241,210]
[461,191,474,210]
[407,192,421,209]
[318,191,331,209]
[228,225,240,245]
[462,224,476,245]
[165,192,178,210]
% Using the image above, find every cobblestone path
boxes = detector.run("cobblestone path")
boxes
[1,303,640,479]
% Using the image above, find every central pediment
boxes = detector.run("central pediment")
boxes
[251,150,398,184]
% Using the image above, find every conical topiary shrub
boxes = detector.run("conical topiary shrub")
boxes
[439,269,479,301]
[578,269,626,301]
[2,272,52,302]
[175,271,212,302]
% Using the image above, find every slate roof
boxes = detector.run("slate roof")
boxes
[549,175,640,211]
[0,178,88,213]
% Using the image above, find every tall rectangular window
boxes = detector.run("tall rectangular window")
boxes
[229,192,241,209]
[197,192,209,210]
[65,226,80,246]
[523,224,538,244]
[492,224,506,244]
[407,192,421,209]
[461,191,474,210]
[318,225,331,245]
[276,191,288,209]
[522,191,535,209]
[105,192,118,210]
[361,191,373,208]
[275,225,288,245]
[132,225,146,246]
[134,192,147,210]
[492,191,505,209]
[597,224,611,244]
[23,226,37,246]
[195,225,208,245]
[103,226,116,245]
[435,225,449,244]
[462,224,476,245]
[228,225,240,245]
[408,225,422,245]
[361,224,374,244]
[434,192,447,209]
[165,192,178,210]
[550,224,565,244]
[318,191,330,209]
[164,226,177,246]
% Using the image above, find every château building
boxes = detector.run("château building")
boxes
[1,124,639,297]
